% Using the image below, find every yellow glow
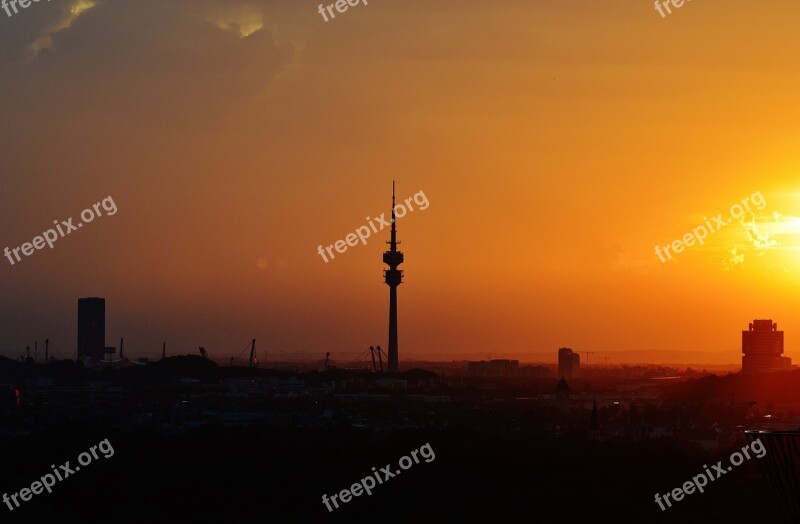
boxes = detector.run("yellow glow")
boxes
[775,215,800,235]
[205,8,263,38]
[70,0,94,17]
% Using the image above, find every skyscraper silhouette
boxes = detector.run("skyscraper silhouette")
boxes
[558,347,580,379]
[383,182,403,373]
[78,297,105,361]
[742,319,791,374]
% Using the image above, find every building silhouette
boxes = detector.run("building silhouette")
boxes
[78,297,105,361]
[383,182,404,373]
[742,319,791,374]
[558,347,580,379]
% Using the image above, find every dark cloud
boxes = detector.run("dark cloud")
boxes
[0,0,292,128]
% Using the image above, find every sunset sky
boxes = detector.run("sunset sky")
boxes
[2,0,800,364]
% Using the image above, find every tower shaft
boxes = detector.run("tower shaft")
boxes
[388,285,398,372]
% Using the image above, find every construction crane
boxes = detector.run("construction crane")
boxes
[248,339,257,368]
[376,345,384,372]
[581,351,596,368]
[369,346,377,372]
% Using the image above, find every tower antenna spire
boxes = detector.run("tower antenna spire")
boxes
[391,180,397,247]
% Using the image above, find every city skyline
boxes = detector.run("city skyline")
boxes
[5,292,791,369]
[4,1,800,363]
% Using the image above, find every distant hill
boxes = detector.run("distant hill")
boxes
[408,349,743,367]
[525,350,742,366]
[665,369,800,404]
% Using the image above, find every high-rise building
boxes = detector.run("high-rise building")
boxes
[383,182,404,373]
[742,319,791,374]
[78,297,105,361]
[558,347,580,379]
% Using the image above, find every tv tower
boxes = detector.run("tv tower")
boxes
[383,181,404,373]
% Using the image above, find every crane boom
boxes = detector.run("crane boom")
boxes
[248,339,257,368]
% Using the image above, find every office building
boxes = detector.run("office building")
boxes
[558,347,580,379]
[78,297,105,361]
[742,319,791,374]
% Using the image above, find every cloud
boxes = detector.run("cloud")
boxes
[724,246,745,271]
[737,211,777,250]
[0,0,293,129]
[29,0,97,54]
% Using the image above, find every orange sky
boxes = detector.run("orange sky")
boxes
[2,0,800,364]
